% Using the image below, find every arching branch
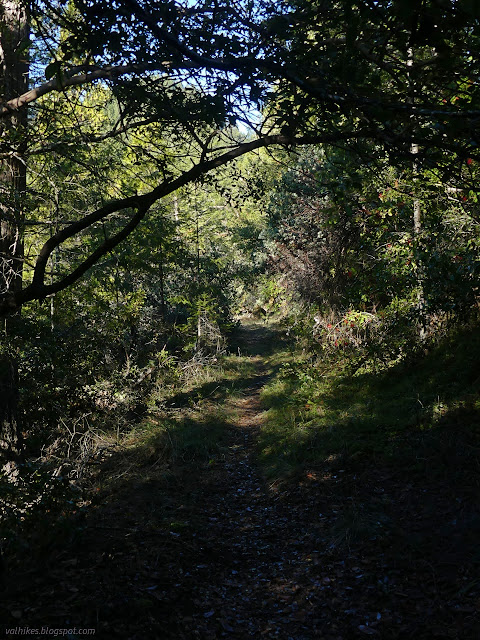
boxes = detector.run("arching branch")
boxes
[0,129,375,316]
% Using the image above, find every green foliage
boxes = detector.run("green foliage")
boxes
[181,292,225,355]
[264,143,480,367]
[16,101,269,462]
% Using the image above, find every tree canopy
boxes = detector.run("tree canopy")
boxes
[1,0,480,315]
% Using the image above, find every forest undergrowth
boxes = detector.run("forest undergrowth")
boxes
[1,318,480,639]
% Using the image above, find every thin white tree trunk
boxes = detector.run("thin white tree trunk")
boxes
[407,50,426,340]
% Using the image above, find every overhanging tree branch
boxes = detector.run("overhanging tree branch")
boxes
[0,62,174,116]
[0,129,375,316]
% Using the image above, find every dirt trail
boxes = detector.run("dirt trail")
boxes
[1,323,336,639]
[166,367,323,639]
[2,321,479,639]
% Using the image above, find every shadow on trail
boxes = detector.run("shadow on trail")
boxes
[162,371,270,409]
[1,319,298,639]
[2,321,480,639]
[228,318,290,357]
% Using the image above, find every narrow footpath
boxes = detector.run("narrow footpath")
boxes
[1,322,478,639]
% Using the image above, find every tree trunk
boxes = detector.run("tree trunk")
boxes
[0,0,28,461]
[158,248,166,320]
[411,142,426,341]
[407,48,426,340]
